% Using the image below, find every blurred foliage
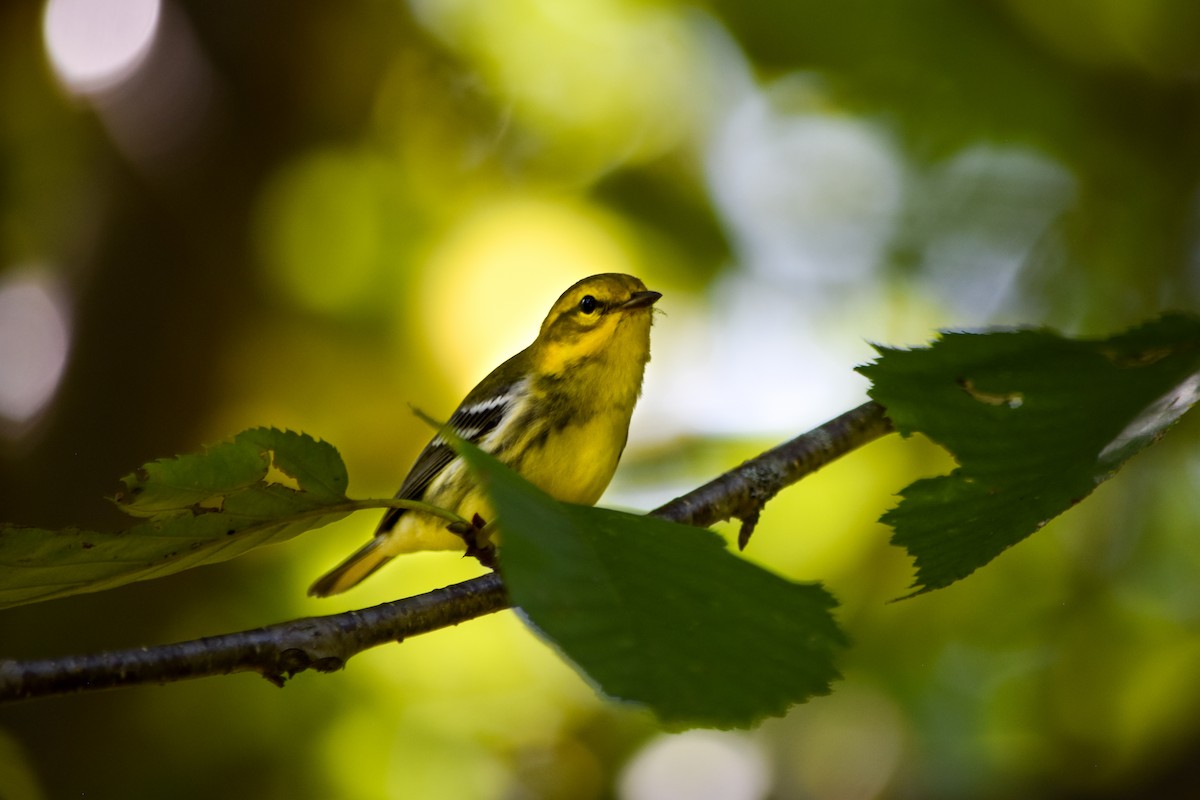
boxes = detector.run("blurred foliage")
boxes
[1,0,1198,798]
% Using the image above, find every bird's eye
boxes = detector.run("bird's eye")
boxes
[579,295,598,314]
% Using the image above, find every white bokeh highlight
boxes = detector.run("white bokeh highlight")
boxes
[43,0,161,95]
[706,75,904,289]
[618,730,771,800]
[914,144,1076,320]
[0,272,72,427]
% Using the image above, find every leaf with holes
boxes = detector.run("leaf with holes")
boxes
[0,428,353,608]
[859,313,1200,596]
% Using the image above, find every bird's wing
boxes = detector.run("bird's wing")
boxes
[375,381,524,535]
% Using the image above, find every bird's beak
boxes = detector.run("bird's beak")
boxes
[620,290,662,311]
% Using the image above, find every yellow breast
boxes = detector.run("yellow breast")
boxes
[517,411,627,505]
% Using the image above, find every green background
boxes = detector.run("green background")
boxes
[2,0,1199,797]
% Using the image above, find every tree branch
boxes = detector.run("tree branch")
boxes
[651,400,894,546]
[0,401,891,704]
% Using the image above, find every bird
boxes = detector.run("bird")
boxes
[309,272,660,596]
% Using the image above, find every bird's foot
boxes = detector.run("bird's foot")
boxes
[447,513,498,569]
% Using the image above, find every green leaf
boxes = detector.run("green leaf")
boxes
[858,313,1200,596]
[455,440,847,729]
[114,427,348,518]
[0,428,353,609]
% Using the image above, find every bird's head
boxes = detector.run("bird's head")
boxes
[532,273,660,376]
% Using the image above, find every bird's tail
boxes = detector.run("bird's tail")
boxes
[308,536,395,597]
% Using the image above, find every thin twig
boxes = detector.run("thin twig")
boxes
[0,401,892,704]
[653,401,894,545]
[0,575,509,702]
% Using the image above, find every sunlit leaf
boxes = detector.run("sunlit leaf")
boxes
[0,429,353,608]
[114,427,348,518]
[859,313,1200,596]
[455,439,847,729]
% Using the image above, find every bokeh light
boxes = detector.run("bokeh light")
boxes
[706,75,904,290]
[257,148,390,316]
[770,686,906,799]
[411,0,702,177]
[42,0,215,171]
[4,0,1200,798]
[0,270,71,432]
[42,0,160,95]
[416,196,641,393]
[618,730,770,800]
[910,144,1076,321]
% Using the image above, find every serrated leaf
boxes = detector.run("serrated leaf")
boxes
[0,429,353,608]
[115,428,347,518]
[858,313,1200,596]
[455,440,846,729]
